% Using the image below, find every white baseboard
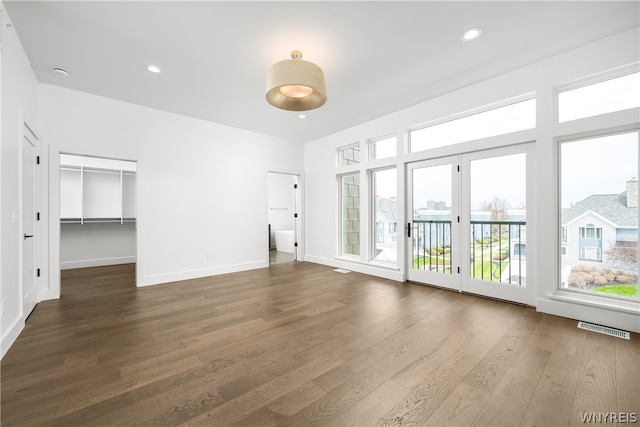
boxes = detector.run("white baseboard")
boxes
[305,255,405,282]
[60,256,136,270]
[1,315,25,360]
[538,297,640,333]
[139,260,268,287]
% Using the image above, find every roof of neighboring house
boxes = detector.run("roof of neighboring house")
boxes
[562,192,637,228]
[377,198,397,223]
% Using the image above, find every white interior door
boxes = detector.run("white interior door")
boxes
[406,156,460,291]
[22,132,38,318]
[460,144,533,305]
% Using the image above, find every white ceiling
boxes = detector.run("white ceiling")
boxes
[5,1,639,143]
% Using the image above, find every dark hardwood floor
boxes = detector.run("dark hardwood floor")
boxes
[2,262,638,426]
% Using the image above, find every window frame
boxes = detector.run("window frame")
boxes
[338,142,361,167]
[339,172,361,258]
[408,94,536,153]
[369,134,397,161]
[556,66,640,124]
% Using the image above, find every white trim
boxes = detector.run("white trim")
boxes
[539,291,639,333]
[139,260,268,287]
[555,62,639,94]
[308,255,404,282]
[1,316,25,359]
[409,91,536,135]
[60,256,136,270]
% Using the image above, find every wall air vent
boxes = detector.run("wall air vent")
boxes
[577,321,630,340]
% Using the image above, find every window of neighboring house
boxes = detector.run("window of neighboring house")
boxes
[558,71,640,123]
[580,246,602,261]
[410,97,535,152]
[341,173,360,256]
[580,225,601,240]
[339,143,360,166]
[389,222,397,233]
[370,135,397,160]
[376,222,385,243]
[372,168,397,263]
[560,131,638,301]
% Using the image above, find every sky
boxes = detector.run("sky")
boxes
[561,132,638,208]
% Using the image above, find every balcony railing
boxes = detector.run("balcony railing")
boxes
[412,220,452,274]
[471,220,526,286]
[412,219,526,286]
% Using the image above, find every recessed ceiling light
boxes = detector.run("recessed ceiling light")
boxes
[147,65,161,73]
[52,67,70,77]
[298,114,307,119]
[461,27,482,41]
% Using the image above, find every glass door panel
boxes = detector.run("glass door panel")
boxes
[407,157,459,291]
[461,146,531,304]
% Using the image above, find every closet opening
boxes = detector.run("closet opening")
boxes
[59,153,137,296]
[268,172,300,266]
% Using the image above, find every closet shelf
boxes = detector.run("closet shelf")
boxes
[61,218,136,224]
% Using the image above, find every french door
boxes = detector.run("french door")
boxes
[407,144,533,305]
[407,157,460,291]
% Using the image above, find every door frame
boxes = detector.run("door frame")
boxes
[406,142,536,306]
[266,171,304,263]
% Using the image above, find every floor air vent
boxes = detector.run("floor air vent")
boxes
[334,268,351,274]
[577,321,630,340]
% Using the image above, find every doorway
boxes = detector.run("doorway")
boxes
[268,172,300,265]
[407,144,533,305]
[59,153,137,294]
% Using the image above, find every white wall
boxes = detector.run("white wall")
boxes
[40,84,304,294]
[60,222,136,269]
[304,27,640,331]
[1,6,41,357]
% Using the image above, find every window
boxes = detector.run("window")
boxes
[410,97,535,152]
[376,222,384,243]
[580,246,602,261]
[339,143,360,166]
[389,222,397,233]
[558,71,640,123]
[560,131,638,300]
[370,135,397,160]
[371,168,397,262]
[341,174,360,256]
[580,225,601,240]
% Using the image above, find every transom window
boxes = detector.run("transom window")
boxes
[558,71,640,123]
[369,135,397,160]
[410,97,535,152]
[339,143,360,166]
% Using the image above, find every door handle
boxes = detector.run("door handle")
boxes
[407,223,411,238]
[24,234,34,240]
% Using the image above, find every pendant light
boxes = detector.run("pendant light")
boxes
[266,51,327,111]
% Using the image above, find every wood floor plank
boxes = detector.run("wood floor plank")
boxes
[2,262,637,426]
[569,358,618,426]
[470,344,551,426]
[616,337,640,415]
